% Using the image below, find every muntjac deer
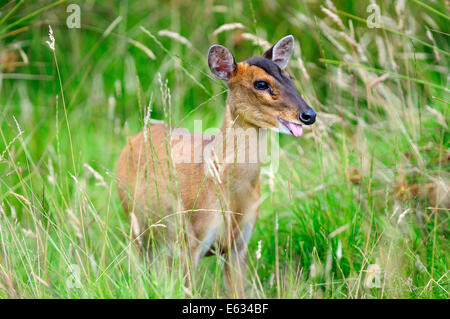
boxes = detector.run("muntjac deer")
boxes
[116,35,316,298]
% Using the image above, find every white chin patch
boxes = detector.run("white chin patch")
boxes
[269,123,293,136]
[271,119,304,137]
[277,117,304,137]
[278,122,293,136]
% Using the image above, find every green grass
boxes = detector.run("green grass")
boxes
[0,0,448,298]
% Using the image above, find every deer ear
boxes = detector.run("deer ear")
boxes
[262,35,294,69]
[208,45,236,81]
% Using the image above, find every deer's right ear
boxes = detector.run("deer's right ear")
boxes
[208,45,236,81]
[262,35,294,69]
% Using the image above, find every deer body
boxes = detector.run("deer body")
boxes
[116,35,316,297]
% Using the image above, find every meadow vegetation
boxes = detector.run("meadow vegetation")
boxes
[0,0,448,298]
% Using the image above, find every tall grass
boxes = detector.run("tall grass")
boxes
[0,0,448,298]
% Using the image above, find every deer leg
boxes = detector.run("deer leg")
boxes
[225,245,247,298]
[224,220,254,298]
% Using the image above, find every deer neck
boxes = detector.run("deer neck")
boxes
[206,101,266,187]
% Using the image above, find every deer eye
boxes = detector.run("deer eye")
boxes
[254,80,269,90]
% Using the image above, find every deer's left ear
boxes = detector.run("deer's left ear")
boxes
[262,35,294,69]
[208,45,236,81]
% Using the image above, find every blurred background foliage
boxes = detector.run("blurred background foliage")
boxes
[0,0,448,298]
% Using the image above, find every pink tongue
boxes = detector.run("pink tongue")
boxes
[287,122,303,137]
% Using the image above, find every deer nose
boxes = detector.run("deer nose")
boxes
[299,108,316,125]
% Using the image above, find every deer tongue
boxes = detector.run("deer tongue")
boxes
[286,122,303,137]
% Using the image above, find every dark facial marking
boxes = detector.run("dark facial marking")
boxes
[245,57,288,84]
[244,57,312,114]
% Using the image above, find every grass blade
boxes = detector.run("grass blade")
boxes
[320,58,449,92]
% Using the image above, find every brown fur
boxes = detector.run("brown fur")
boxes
[229,63,307,128]
[116,58,309,297]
